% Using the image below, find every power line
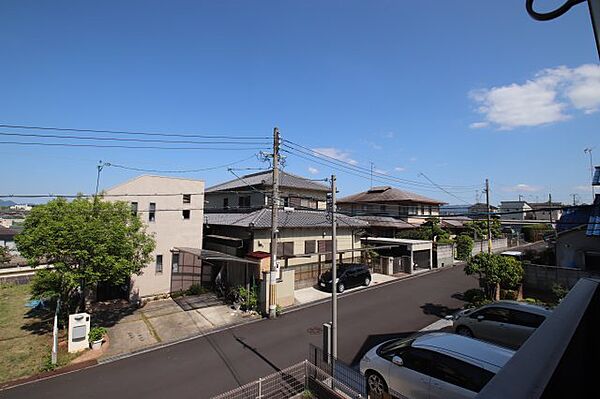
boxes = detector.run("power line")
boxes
[0,123,270,140]
[0,131,270,146]
[105,154,260,174]
[418,172,472,205]
[283,139,480,190]
[0,141,267,151]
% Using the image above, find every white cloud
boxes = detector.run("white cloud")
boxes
[409,157,417,162]
[312,147,358,165]
[307,166,319,175]
[383,131,395,139]
[502,183,541,193]
[469,122,489,129]
[394,167,406,172]
[366,141,382,150]
[470,64,600,129]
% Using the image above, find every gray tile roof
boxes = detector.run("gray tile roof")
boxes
[337,186,445,205]
[205,209,367,229]
[355,215,415,229]
[206,170,329,193]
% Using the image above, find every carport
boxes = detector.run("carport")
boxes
[361,237,433,274]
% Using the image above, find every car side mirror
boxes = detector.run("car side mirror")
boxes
[392,355,404,366]
[477,315,485,322]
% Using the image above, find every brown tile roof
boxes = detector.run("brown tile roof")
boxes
[338,186,445,205]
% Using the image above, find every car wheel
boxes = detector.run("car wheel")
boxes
[337,283,345,293]
[366,371,388,397]
[456,326,474,338]
[364,277,371,286]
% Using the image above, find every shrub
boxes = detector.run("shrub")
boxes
[463,288,486,304]
[464,253,524,299]
[187,284,205,296]
[551,283,568,304]
[522,224,552,242]
[501,289,518,300]
[88,327,107,343]
[455,235,474,261]
[233,285,259,312]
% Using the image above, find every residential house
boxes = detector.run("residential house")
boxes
[499,201,533,221]
[104,175,204,300]
[555,194,600,270]
[204,170,329,212]
[204,208,367,288]
[337,186,446,226]
[0,225,21,254]
[528,202,563,222]
[441,203,497,217]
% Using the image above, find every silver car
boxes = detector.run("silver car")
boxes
[453,300,551,349]
[359,332,514,399]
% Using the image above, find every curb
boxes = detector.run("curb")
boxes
[0,359,98,391]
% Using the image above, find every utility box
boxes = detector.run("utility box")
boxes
[68,313,90,353]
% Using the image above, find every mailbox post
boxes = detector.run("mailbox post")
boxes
[68,313,91,353]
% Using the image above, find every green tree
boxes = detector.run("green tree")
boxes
[455,234,474,261]
[464,253,523,299]
[0,245,10,263]
[521,223,552,242]
[465,218,502,240]
[16,197,155,318]
[396,217,450,242]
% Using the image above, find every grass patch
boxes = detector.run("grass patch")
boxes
[0,282,74,384]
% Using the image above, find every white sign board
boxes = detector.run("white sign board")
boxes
[68,313,90,353]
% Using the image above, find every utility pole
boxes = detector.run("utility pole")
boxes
[584,148,595,201]
[330,174,338,360]
[269,127,280,319]
[95,161,104,197]
[485,178,492,253]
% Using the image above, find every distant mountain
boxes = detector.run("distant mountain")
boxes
[0,200,16,207]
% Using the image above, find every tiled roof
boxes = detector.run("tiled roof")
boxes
[206,170,329,193]
[355,215,414,229]
[557,195,600,236]
[337,186,445,205]
[0,225,22,240]
[205,209,367,229]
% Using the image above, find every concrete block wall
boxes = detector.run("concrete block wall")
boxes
[523,263,593,292]
[436,244,454,267]
[471,238,508,256]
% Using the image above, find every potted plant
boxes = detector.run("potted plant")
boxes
[89,327,107,350]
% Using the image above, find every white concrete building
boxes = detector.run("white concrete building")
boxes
[499,201,533,221]
[105,175,204,300]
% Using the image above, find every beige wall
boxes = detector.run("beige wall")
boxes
[105,175,204,299]
[250,227,362,267]
[205,188,327,210]
[338,202,440,217]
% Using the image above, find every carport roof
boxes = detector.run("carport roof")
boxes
[175,247,259,264]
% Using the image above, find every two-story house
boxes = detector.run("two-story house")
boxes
[499,201,533,221]
[337,186,446,227]
[204,170,329,212]
[104,175,204,300]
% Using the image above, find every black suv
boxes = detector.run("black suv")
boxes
[318,263,371,293]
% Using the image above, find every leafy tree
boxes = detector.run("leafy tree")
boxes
[521,223,552,242]
[0,245,10,263]
[464,253,523,299]
[16,197,155,318]
[465,218,502,240]
[396,217,451,242]
[455,235,474,261]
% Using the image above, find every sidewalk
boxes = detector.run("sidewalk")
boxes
[293,273,398,305]
[100,296,260,361]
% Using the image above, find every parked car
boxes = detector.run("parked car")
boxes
[318,263,371,293]
[360,332,514,399]
[452,300,551,349]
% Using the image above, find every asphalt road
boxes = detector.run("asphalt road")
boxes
[1,265,477,399]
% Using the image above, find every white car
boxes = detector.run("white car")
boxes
[359,332,514,399]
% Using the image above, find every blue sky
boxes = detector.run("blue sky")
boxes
[1,1,598,206]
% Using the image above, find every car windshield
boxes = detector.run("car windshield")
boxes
[378,338,414,357]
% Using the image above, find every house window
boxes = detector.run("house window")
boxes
[223,198,229,209]
[172,253,179,273]
[428,206,432,215]
[305,240,316,254]
[182,209,191,220]
[183,194,191,204]
[156,255,163,273]
[318,239,333,261]
[420,205,425,215]
[131,202,138,216]
[380,205,387,213]
[283,197,289,207]
[149,202,156,222]
[238,196,251,208]
[277,242,294,256]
